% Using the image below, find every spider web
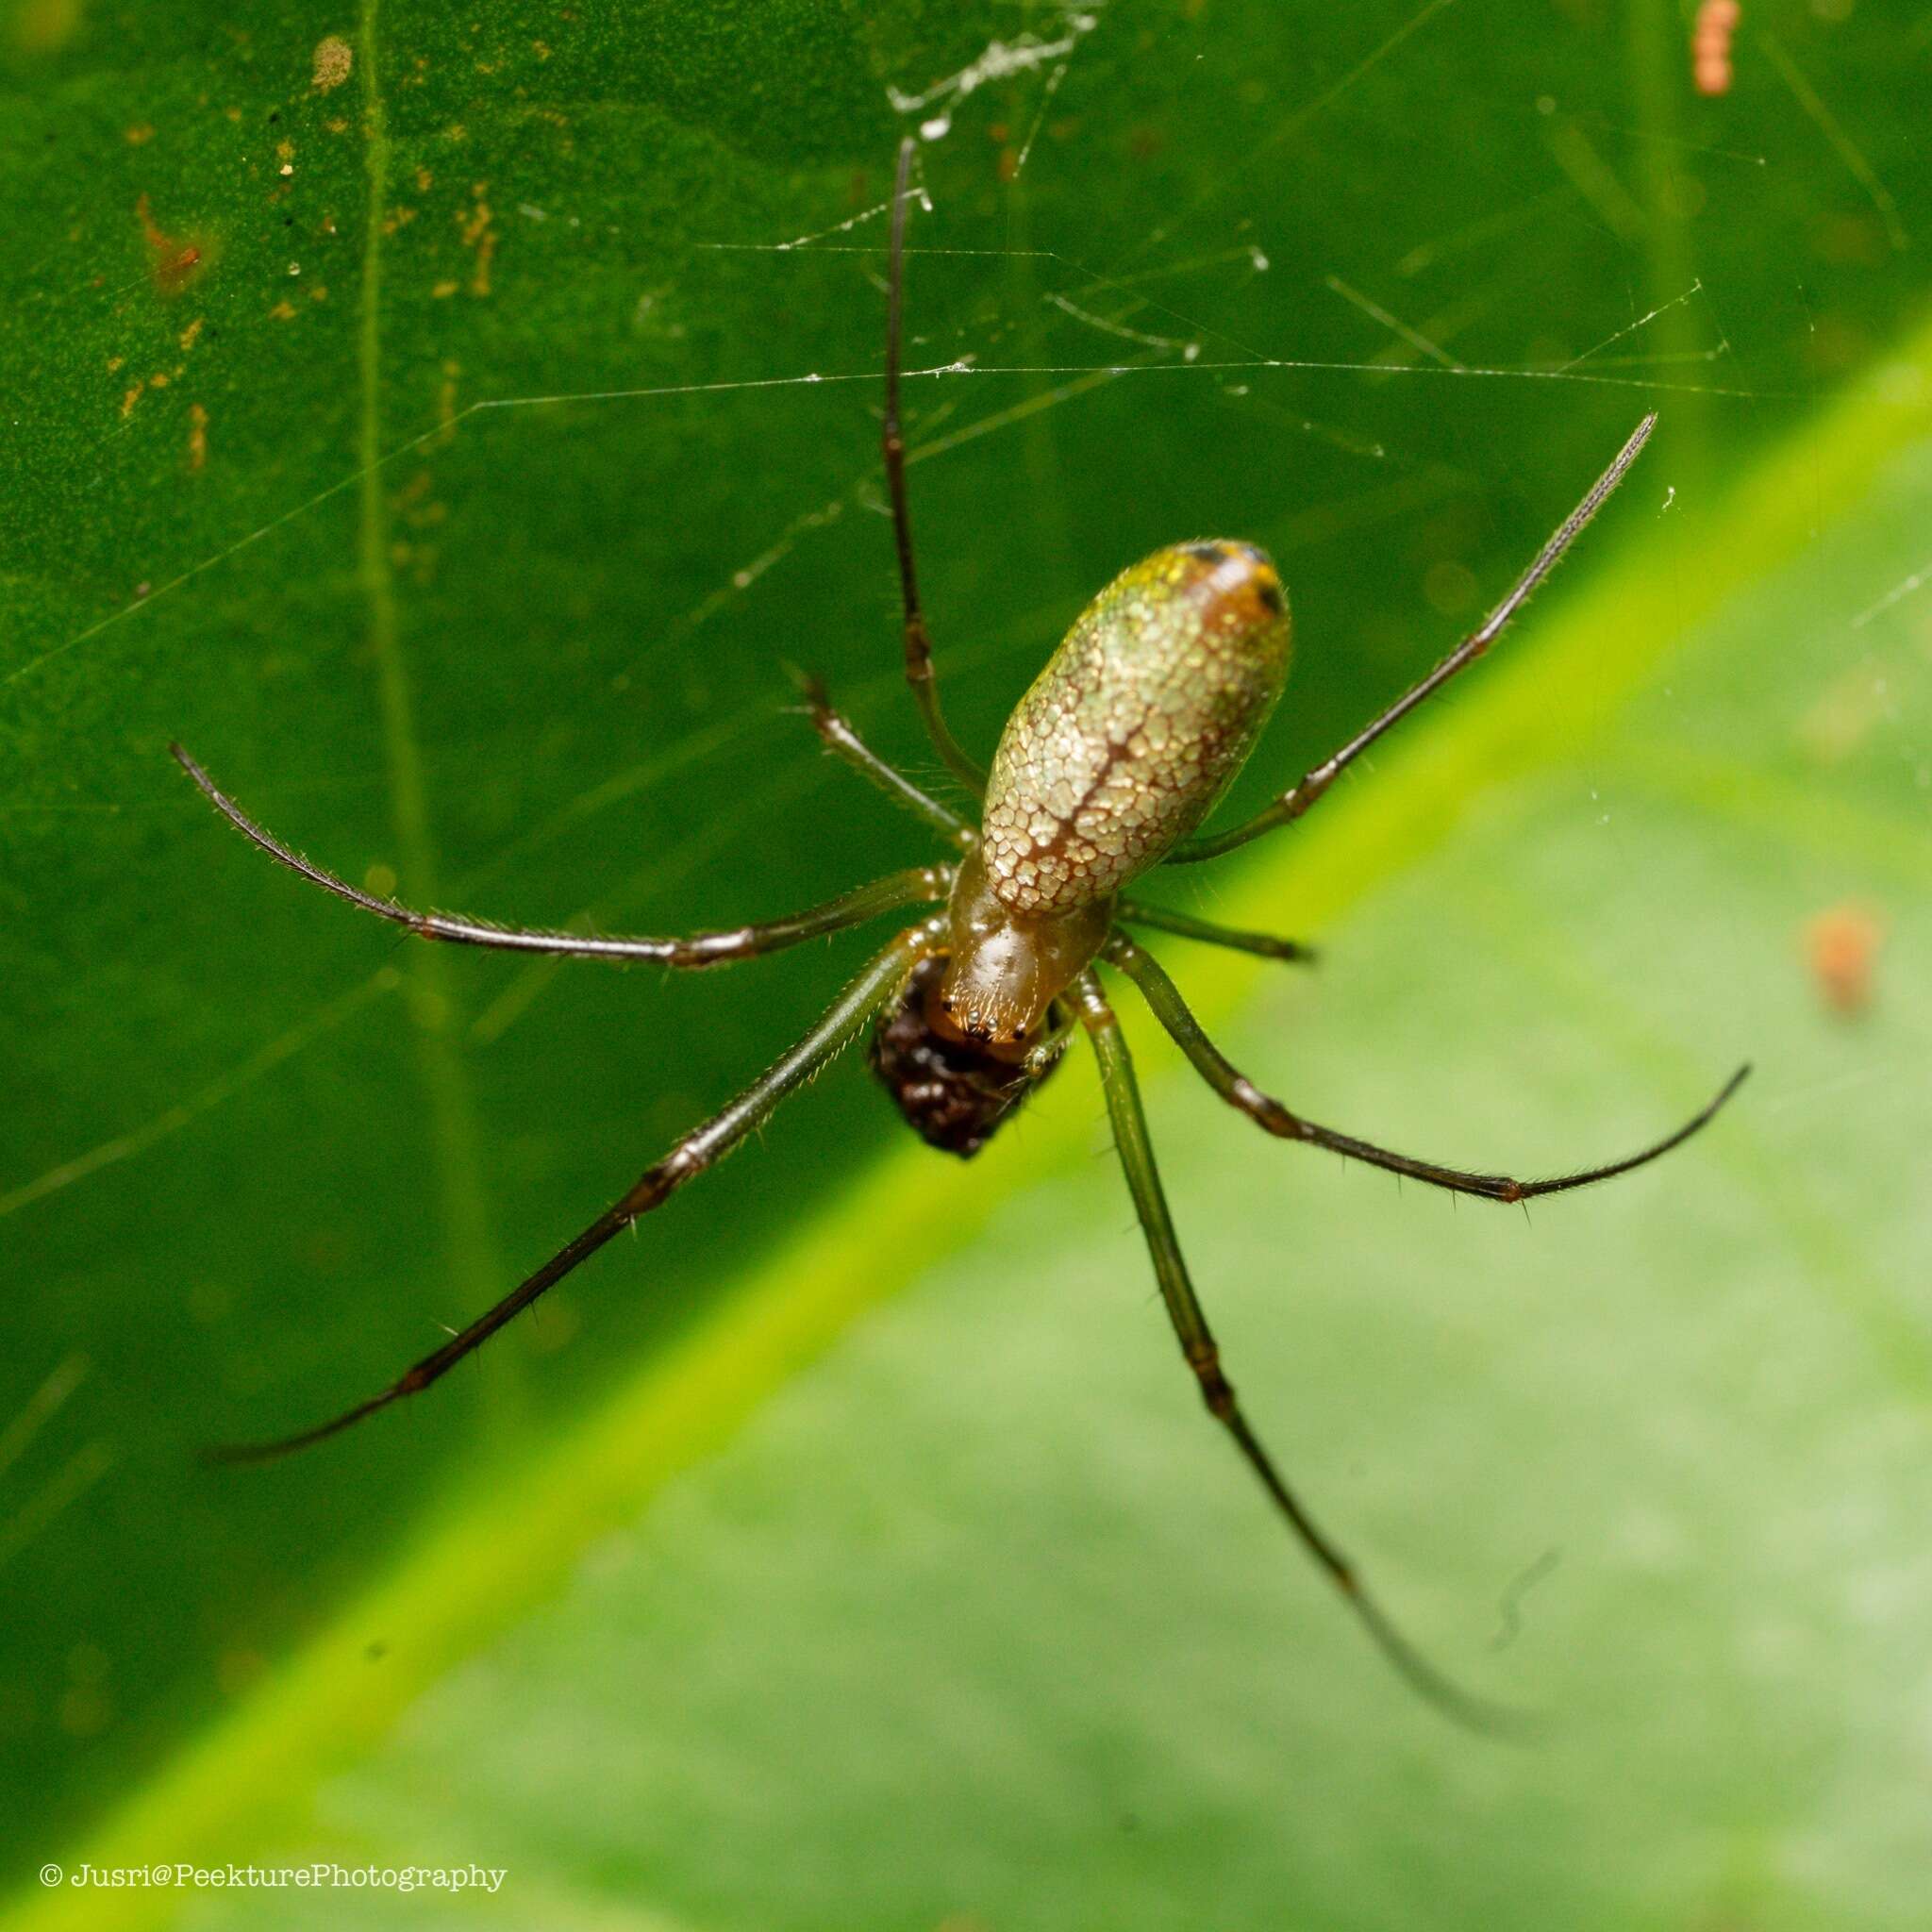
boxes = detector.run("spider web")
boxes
[3,0,1905,1205]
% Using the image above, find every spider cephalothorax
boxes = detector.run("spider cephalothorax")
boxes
[867,954,1066,1158]
[174,140,1745,1729]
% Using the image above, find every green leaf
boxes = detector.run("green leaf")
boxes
[6,1,1930,1924]
[18,315,1932,1932]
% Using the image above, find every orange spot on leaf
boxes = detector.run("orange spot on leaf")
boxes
[1692,0,1739,97]
[1805,902,1883,1017]
[135,192,211,297]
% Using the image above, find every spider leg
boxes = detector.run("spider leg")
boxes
[882,136,987,798]
[174,744,950,964]
[1073,970,1529,1734]
[1107,932,1748,1203]
[1168,413,1657,865]
[791,671,976,848]
[1116,897,1316,965]
[208,918,947,1463]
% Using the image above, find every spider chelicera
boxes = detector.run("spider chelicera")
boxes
[175,142,1746,1726]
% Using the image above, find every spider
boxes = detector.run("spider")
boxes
[174,142,1746,1727]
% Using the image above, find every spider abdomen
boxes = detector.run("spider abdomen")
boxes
[979,541,1291,918]
[868,955,1064,1158]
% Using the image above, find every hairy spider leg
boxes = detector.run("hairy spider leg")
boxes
[1073,972,1531,1736]
[1108,933,1748,1203]
[1169,412,1658,865]
[209,919,949,1463]
[174,744,951,966]
[882,137,987,797]
[1115,898,1317,965]
[792,672,976,848]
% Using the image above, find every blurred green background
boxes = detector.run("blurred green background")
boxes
[4,0,1930,1924]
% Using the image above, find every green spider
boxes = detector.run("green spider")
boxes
[175,142,1745,1726]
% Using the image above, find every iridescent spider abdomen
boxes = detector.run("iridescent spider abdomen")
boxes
[929,539,1291,1051]
[980,541,1291,918]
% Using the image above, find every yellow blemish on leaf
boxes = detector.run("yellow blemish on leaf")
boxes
[178,315,204,349]
[187,402,208,472]
[135,192,210,296]
[311,34,352,92]
[458,183,496,295]
[10,0,84,56]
